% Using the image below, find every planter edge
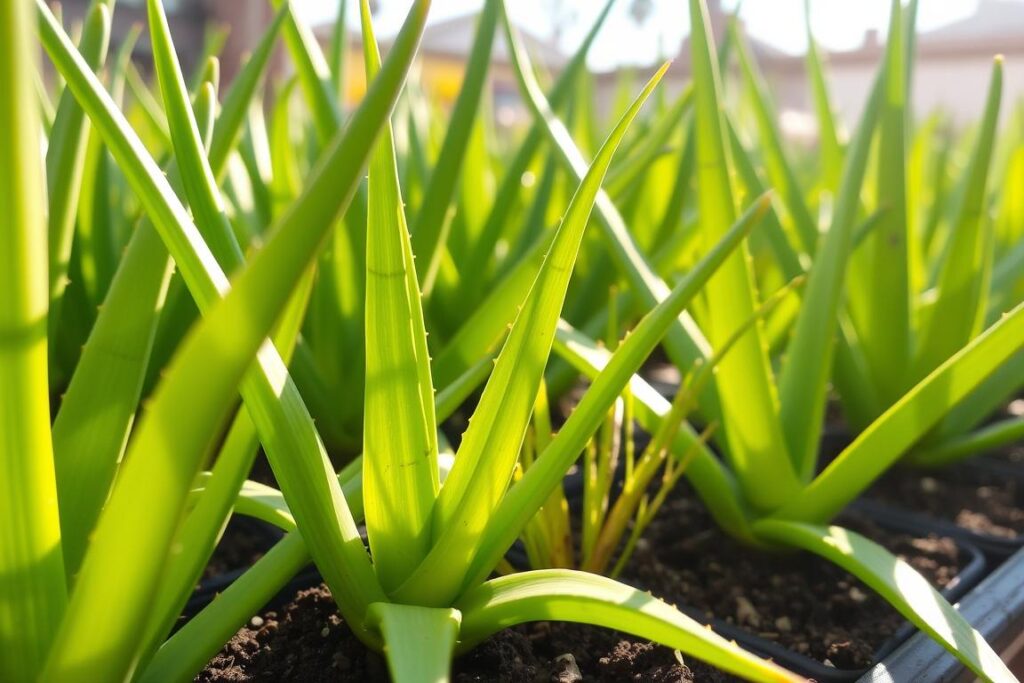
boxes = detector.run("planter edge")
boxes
[858,545,1024,682]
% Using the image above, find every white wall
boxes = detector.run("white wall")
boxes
[779,53,1021,132]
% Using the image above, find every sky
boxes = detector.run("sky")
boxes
[292,0,990,71]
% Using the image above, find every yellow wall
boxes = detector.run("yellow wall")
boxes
[342,49,469,106]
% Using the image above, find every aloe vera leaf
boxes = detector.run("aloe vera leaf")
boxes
[457,570,800,682]
[778,71,884,481]
[360,0,439,592]
[134,2,312,656]
[46,2,111,350]
[777,299,1024,523]
[328,0,349,99]
[54,0,286,579]
[753,520,1014,683]
[269,0,341,142]
[448,196,770,600]
[729,17,818,256]
[367,604,462,683]
[505,3,720,421]
[853,0,914,405]
[37,1,429,675]
[0,0,68,676]
[458,0,615,302]
[395,62,672,608]
[145,368,471,683]
[689,0,799,509]
[911,416,1024,467]
[410,0,500,295]
[803,0,844,190]
[912,58,1003,382]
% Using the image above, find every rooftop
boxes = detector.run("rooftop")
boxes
[315,10,567,69]
[920,0,1024,45]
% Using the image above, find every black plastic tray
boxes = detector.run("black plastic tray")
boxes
[858,544,1024,681]
[179,517,315,626]
[506,504,987,682]
[675,520,985,682]
[858,456,1024,560]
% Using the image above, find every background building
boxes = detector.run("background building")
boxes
[595,0,1024,134]
[55,0,1024,135]
[58,0,275,83]
[319,11,565,117]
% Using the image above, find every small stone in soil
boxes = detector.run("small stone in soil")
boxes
[552,653,582,683]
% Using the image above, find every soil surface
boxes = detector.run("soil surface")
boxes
[868,455,1024,539]
[201,518,280,581]
[197,491,964,681]
[197,583,729,682]
[620,493,965,671]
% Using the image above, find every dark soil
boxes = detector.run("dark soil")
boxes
[620,493,965,671]
[197,491,964,681]
[197,583,729,682]
[248,453,280,489]
[201,518,279,581]
[868,454,1024,539]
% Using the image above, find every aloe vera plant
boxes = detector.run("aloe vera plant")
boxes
[5,0,803,680]
[0,0,427,677]
[519,277,802,577]
[733,0,1024,468]
[495,1,1021,680]
[151,3,801,680]
[5,0,1022,679]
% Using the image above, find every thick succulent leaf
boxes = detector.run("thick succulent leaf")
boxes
[137,2,317,660]
[37,0,430,676]
[53,203,176,577]
[689,0,797,509]
[75,25,142,305]
[46,2,111,321]
[328,0,349,96]
[147,433,452,683]
[912,416,1024,467]
[777,74,883,481]
[411,0,500,294]
[752,520,1014,683]
[139,271,314,663]
[457,570,802,683]
[854,0,913,405]
[460,0,615,295]
[395,62,670,608]
[913,58,1003,381]
[225,480,299,532]
[604,88,692,198]
[729,18,817,256]
[803,0,843,190]
[269,0,341,141]
[0,0,67,677]
[124,60,172,149]
[207,2,288,182]
[148,0,242,274]
[53,0,285,581]
[929,348,1024,442]
[725,117,804,281]
[777,299,1024,523]
[367,604,462,683]
[360,0,439,592]
[503,2,717,414]
[456,197,771,597]
[433,230,554,389]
